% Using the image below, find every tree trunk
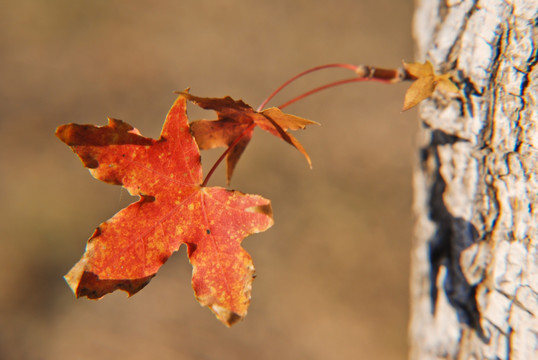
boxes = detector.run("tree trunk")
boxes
[409,1,537,359]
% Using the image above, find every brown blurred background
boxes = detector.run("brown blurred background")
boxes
[0,0,416,359]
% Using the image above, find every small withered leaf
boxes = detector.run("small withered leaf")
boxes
[402,61,459,111]
[177,90,318,183]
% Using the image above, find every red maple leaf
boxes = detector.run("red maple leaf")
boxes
[56,95,274,326]
[180,91,319,183]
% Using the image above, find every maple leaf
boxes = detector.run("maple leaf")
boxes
[56,95,274,326]
[402,61,459,111]
[179,91,319,183]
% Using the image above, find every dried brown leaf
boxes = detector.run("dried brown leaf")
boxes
[402,61,459,111]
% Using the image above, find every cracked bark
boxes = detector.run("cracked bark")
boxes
[410,1,537,359]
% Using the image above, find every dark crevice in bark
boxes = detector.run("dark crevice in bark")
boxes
[520,43,538,96]
[420,129,486,341]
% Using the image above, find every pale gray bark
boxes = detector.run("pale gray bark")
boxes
[410,1,537,359]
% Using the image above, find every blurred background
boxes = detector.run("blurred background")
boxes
[0,0,416,359]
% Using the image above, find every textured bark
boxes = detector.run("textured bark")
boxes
[410,1,537,359]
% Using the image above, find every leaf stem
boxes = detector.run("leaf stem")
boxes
[256,63,359,111]
[276,77,366,110]
[201,123,256,187]
[277,66,409,110]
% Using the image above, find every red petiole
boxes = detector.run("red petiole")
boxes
[201,123,256,187]
[256,63,360,111]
